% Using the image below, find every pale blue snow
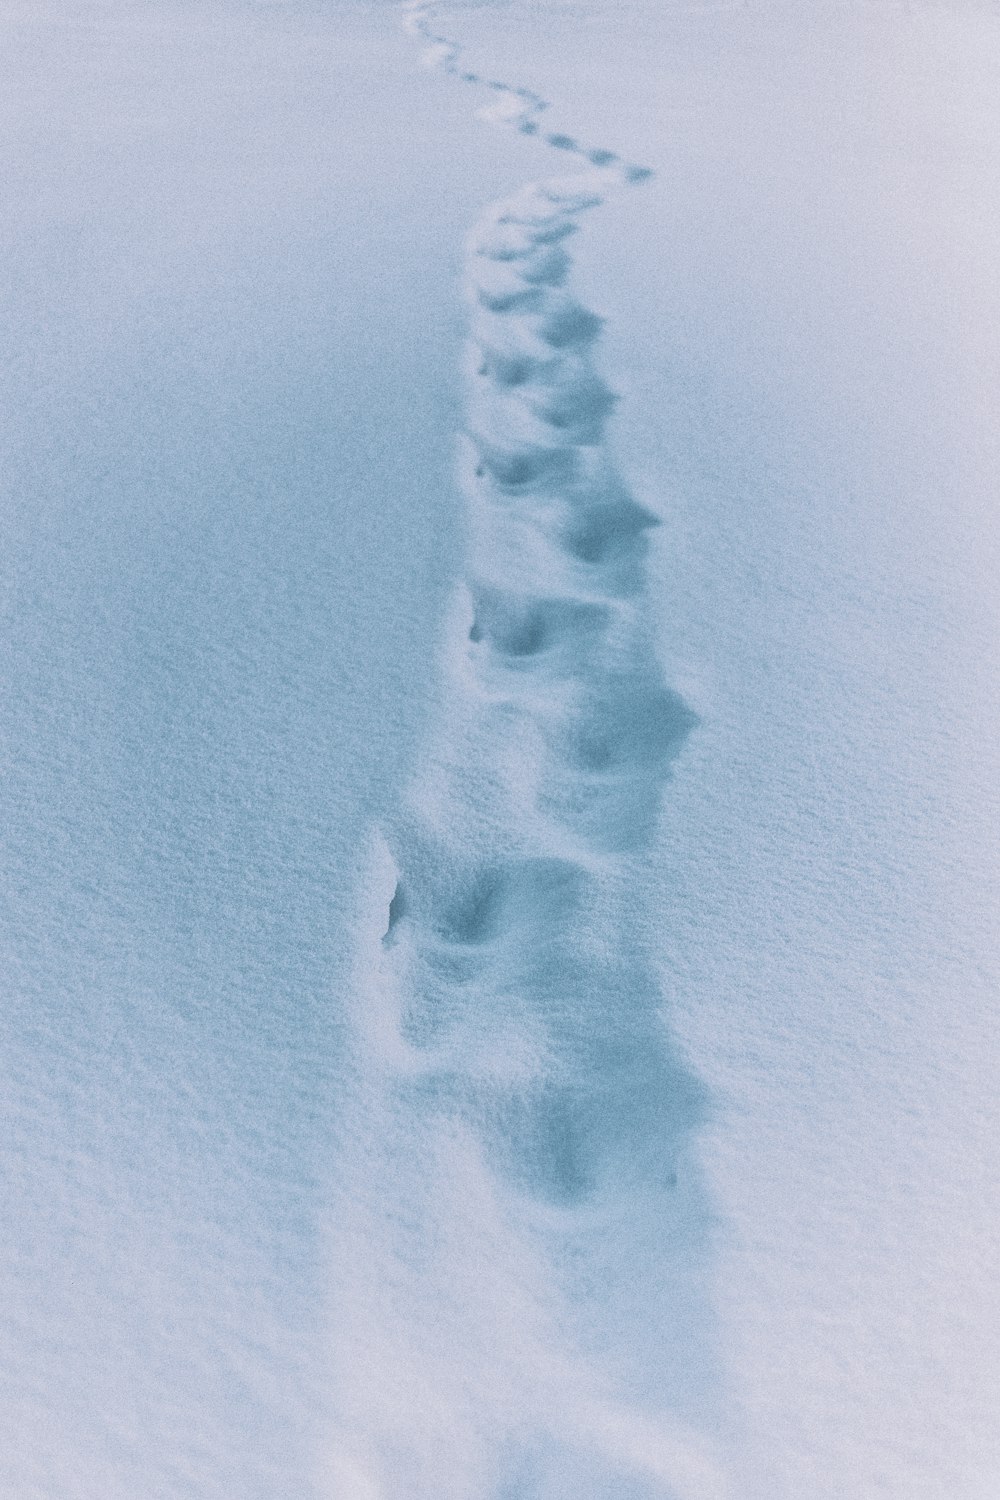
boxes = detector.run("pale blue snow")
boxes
[2,2,999,1497]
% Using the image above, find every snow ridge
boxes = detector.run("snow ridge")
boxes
[327,8,723,1497]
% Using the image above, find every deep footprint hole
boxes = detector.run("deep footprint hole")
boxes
[474,440,576,490]
[435,857,584,948]
[470,593,611,661]
[540,301,603,350]
[567,686,699,772]
[566,497,658,565]
[383,879,408,944]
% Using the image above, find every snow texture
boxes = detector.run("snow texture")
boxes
[326,6,723,1496]
[3,2,1000,1498]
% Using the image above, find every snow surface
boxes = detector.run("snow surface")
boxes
[3,1,999,1497]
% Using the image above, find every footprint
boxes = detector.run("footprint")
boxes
[538,299,604,350]
[469,435,579,492]
[563,495,659,568]
[467,588,612,665]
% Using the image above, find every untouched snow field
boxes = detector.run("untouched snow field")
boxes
[3,1,999,1497]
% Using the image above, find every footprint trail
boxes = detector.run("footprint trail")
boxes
[404,0,654,182]
[328,7,724,1497]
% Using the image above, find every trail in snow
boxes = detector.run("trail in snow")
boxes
[403,0,654,183]
[327,7,724,1496]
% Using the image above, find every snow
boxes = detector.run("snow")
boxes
[2,1,999,1497]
